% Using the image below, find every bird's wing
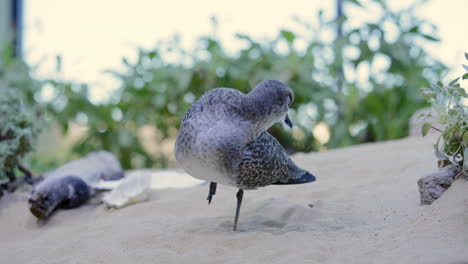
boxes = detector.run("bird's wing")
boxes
[237,132,315,188]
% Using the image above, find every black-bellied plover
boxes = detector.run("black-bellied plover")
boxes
[175,80,316,230]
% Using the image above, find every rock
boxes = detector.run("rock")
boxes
[28,151,124,219]
[418,165,458,205]
[41,150,124,188]
[29,176,91,219]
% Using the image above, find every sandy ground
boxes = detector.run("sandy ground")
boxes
[1,135,467,264]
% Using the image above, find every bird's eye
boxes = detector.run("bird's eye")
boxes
[287,94,293,107]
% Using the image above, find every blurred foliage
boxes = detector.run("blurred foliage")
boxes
[41,0,445,169]
[421,53,468,176]
[0,52,43,184]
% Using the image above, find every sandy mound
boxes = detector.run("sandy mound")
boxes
[1,135,467,264]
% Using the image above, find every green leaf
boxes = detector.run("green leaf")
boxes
[429,83,440,93]
[422,123,431,136]
[460,88,468,97]
[409,26,419,33]
[448,77,460,87]
[281,30,296,44]
[56,55,62,72]
[317,9,324,18]
[210,16,218,26]
[465,52,468,61]
[62,121,69,132]
[347,0,362,6]
[422,34,439,42]
[235,33,253,42]
[148,51,157,59]
[462,73,468,80]
[373,0,387,8]
[464,133,468,146]
[416,113,426,119]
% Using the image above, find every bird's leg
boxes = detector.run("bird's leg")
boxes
[233,189,244,231]
[207,182,217,204]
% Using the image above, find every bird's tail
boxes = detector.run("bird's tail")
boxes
[273,159,317,185]
[273,170,316,185]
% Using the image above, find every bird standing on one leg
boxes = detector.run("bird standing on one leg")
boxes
[175,80,316,231]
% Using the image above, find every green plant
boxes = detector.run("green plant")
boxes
[420,53,468,176]
[42,0,445,169]
[0,58,43,184]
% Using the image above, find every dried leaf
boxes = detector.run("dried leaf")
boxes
[434,144,449,161]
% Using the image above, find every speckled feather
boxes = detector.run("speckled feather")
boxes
[238,131,305,188]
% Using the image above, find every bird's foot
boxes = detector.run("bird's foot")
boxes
[233,189,244,231]
[207,182,217,205]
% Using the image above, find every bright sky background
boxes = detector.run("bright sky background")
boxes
[24,0,467,102]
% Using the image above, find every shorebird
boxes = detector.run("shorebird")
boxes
[175,80,316,230]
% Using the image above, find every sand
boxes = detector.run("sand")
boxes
[1,135,467,264]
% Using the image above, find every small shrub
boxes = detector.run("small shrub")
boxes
[420,53,468,176]
[0,58,43,184]
[42,0,445,169]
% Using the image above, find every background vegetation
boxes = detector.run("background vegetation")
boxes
[1,0,448,174]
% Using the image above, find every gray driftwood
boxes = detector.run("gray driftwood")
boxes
[28,151,124,219]
[418,165,458,205]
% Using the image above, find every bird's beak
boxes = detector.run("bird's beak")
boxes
[284,114,293,128]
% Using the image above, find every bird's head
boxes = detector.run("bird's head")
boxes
[246,80,294,128]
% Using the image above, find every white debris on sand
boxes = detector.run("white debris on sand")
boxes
[101,170,204,208]
[102,172,152,209]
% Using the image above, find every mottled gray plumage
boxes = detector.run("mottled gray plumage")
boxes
[238,131,312,188]
[175,80,316,230]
